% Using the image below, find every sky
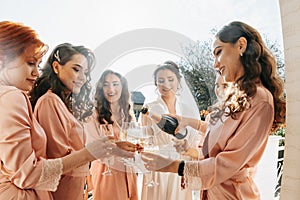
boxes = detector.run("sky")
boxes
[0,0,283,50]
[0,0,283,105]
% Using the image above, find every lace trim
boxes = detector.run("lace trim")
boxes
[35,158,63,191]
[183,161,202,190]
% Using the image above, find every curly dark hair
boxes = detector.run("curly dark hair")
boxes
[29,43,95,122]
[210,21,285,131]
[94,70,132,124]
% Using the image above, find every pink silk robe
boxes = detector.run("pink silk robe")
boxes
[84,111,138,200]
[0,86,61,200]
[185,84,275,199]
[34,90,89,200]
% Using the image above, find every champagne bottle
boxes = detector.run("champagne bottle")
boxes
[140,107,187,139]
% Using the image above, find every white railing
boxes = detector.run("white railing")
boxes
[274,140,285,199]
[255,135,284,200]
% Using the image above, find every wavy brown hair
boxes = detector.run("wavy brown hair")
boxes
[29,43,95,121]
[94,70,132,124]
[210,21,285,131]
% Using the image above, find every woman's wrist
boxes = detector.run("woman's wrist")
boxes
[61,148,93,174]
[165,160,184,175]
[164,160,181,173]
[83,147,96,162]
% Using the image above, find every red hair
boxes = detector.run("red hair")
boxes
[0,21,47,63]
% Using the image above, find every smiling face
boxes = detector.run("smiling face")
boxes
[0,22,47,92]
[53,54,88,94]
[156,69,179,97]
[0,51,42,91]
[212,37,245,82]
[103,73,122,104]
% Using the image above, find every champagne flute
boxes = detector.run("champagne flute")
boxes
[120,121,130,141]
[99,124,116,176]
[142,126,160,187]
[118,122,135,169]
[126,122,141,144]
[125,123,151,173]
[125,122,143,171]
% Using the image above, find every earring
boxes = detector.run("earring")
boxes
[240,52,243,57]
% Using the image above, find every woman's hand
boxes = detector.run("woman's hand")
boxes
[173,138,188,154]
[141,152,180,173]
[184,148,202,159]
[112,143,136,158]
[115,141,143,152]
[173,139,201,159]
[165,114,187,134]
[85,136,117,160]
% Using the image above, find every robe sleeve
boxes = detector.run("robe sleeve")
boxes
[0,89,62,191]
[84,110,101,144]
[34,95,75,158]
[184,101,273,189]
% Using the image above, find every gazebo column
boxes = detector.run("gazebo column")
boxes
[279,0,300,199]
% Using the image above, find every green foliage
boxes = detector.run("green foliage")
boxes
[178,40,216,111]
[272,126,286,146]
[263,34,285,80]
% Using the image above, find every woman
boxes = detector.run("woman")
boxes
[29,43,97,200]
[174,73,228,159]
[0,21,114,200]
[84,70,138,200]
[142,21,285,199]
[141,61,203,200]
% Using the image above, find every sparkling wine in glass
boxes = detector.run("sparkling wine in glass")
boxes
[120,121,131,141]
[99,124,116,176]
[141,126,159,188]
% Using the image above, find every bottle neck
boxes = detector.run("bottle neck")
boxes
[145,111,161,124]
[141,107,160,123]
[141,107,186,139]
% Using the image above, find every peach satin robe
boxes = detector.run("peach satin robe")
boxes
[0,86,61,200]
[34,90,89,200]
[84,110,138,200]
[186,84,274,199]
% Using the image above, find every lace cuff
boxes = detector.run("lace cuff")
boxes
[183,161,202,190]
[35,158,63,191]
